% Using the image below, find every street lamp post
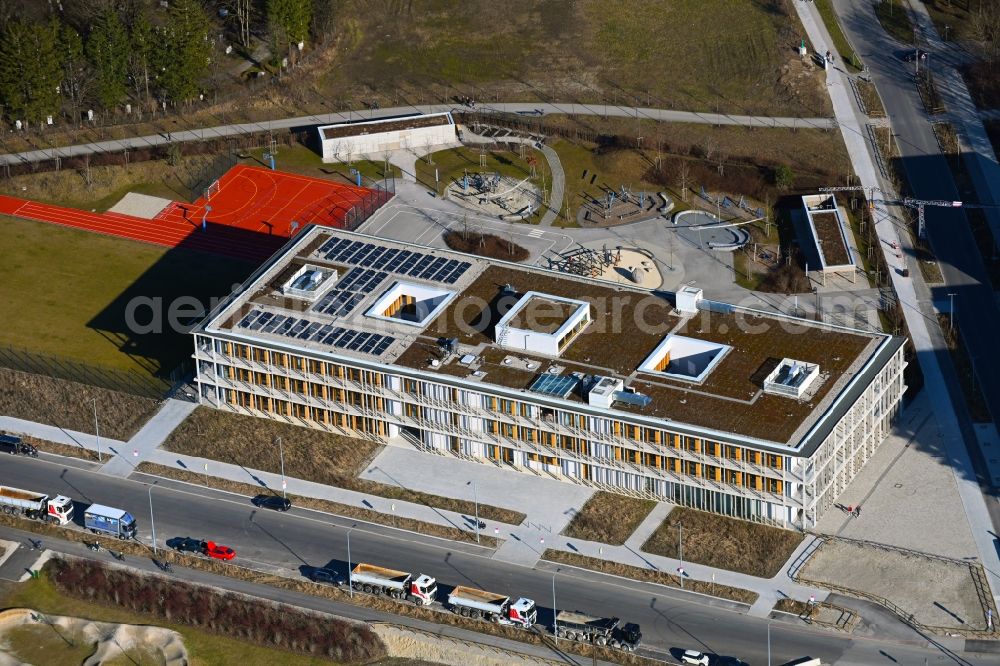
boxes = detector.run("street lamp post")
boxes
[471,481,480,544]
[148,483,157,555]
[948,292,957,332]
[552,573,558,641]
[277,436,286,498]
[767,621,771,666]
[92,398,102,462]
[678,521,684,589]
[347,525,355,598]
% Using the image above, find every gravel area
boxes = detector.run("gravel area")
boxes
[801,539,987,630]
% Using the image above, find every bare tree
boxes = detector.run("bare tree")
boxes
[228,0,254,49]
[716,150,727,177]
[678,160,690,202]
[701,138,717,163]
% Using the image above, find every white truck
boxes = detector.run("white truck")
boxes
[447,586,537,627]
[350,563,438,605]
[0,485,74,525]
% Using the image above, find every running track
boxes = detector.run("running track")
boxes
[0,165,385,264]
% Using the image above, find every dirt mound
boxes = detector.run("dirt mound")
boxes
[0,607,188,665]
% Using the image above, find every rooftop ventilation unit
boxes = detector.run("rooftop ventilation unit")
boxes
[763,358,820,399]
[676,286,703,315]
[588,376,623,409]
[613,389,652,408]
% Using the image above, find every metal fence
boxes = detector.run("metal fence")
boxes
[0,345,176,399]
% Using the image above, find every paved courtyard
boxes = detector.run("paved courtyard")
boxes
[814,392,979,560]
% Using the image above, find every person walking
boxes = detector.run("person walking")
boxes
[855,505,862,518]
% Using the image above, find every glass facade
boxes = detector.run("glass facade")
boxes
[194,335,906,529]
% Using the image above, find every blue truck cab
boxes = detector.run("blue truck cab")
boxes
[84,504,137,540]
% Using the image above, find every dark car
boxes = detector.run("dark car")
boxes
[252,494,292,511]
[167,537,206,554]
[902,48,930,62]
[309,568,342,585]
[0,434,36,457]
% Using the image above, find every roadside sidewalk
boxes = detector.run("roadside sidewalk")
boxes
[795,0,1000,612]
[97,399,197,477]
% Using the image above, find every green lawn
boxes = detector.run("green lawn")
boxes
[0,215,253,378]
[317,0,829,117]
[416,146,552,224]
[874,0,915,45]
[242,144,400,184]
[0,575,351,666]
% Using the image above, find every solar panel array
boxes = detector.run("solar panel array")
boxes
[311,267,387,317]
[317,237,472,284]
[237,308,394,356]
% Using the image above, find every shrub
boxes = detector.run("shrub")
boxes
[774,165,794,189]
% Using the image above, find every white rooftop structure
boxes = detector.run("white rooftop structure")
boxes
[494,291,591,357]
[763,358,821,399]
[639,334,731,383]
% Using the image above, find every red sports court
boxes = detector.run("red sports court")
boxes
[0,165,392,263]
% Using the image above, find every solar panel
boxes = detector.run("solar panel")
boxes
[373,338,392,355]
[300,322,322,339]
[262,315,284,333]
[529,374,580,398]
[277,318,295,334]
[338,330,358,347]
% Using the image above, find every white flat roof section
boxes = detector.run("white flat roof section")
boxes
[639,335,731,383]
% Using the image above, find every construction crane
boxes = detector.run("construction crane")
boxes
[819,186,995,238]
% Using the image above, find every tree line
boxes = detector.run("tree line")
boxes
[0,0,320,127]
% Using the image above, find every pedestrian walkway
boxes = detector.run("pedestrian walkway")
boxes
[0,537,47,583]
[460,127,566,227]
[0,103,836,168]
[98,399,198,477]
[794,0,1000,613]
[0,415,125,459]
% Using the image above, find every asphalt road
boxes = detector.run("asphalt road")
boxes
[832,0,1000,430]
[0,455,992,666]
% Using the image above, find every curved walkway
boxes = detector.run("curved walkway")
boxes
[460,127,565,227]
[0,103,836,168]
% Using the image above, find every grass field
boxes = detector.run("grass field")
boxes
[0,574,358,666]
[874,0,915,45]
[162,407,525,524]
[0,368,159,440]
[0,215,253,378]
[642,507,804,578]
[313,0,829,117]
[0,153,232,210]
[241,144,401,184]
[561,492,655,545]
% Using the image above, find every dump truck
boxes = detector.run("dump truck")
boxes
[84,504,137,540]
[0,485,73,525]
[447,586,537,627]
[0,434,37,457]
[349,563,438,605]
[553,610,641,651]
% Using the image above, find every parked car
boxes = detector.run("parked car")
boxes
[252,494,292,512]
[167,537,206,554]
[680,650,710,666]
[902,48,930,62]
[309,568,342,585]
[204,541,236,561]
